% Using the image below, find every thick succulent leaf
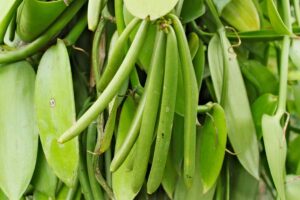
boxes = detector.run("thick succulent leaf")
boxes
[230,159,259,200]
[262,114,287,200]
[17,0,69,42]
[0,61,38,200]
[124,0,179,20]
[208,34,259,179]
[199,104,227,192]
[174,128,216,200]
[240,60,278,95]
[31,145,58,198]
[251,93,278,139]
[180,0,205,23]
[266,0,291,35]
[112,96,139,200]
[290,39,300,69]
[35,39,79,187]
[213,0,231,14]
[286,175,300,200]
[221,0,260,32]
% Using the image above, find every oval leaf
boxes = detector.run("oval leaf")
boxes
[0,61,38,200]
[251,93,278,139]
[262,114,287,200]
[267,0,291,35]
[180,0,205,23]
[221,0,260,32]
[124,0,179,20]
[35,39,79,187]
[199,104,227,192]
[208,34,259,179]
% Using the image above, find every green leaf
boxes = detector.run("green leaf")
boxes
[35,39,79,187]
[174,127,216,200]
[208,33,259,179]
[0,189,7,200]
[0,61,38,200]
[251,93,278,139]
[262,113,287,200]
[199,104,227,192]
[241,60,279,95]
[212,0,231,14]
[230,159,259,200]
[266,0,291,35]
[17,0,69,42]
[221,0,260,32]
[112,96,139,200]
[286,175,300,200]
[180,0,205,23]
[290,39,300,69]
[31,144,58,198]
[124,0,179,20]
[287,135,300,174]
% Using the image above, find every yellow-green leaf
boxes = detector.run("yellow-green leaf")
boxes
[0,61,38,200]
[35,39,79,187]
[124,0,179,20]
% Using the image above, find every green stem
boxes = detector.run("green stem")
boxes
[130,68,144,95]
[66,179,79,200]
[0,0,22,43]
[277,0,292,115]
[197,102,214,113]
[105,148,112,187]
[115,0,126,35]
[277,36,290,115]
[94,156,115,200]
[86,123,105,200]
[0,0,87,64]
[78,134,94,200]
[294,0,300,26]
[205,0,223,29]
[63,14,88,46]
[58,20,149,143]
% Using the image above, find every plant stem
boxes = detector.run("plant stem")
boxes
[0,0,87,64]
[64,14,88,46]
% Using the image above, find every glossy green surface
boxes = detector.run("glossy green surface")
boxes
[0,61,38,200]
[199,104,227,192]
[35,40,79,187]
[124,0,178,20]
[17,0,68,41]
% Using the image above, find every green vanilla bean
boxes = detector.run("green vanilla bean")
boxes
[88,0,107,31]
[147,26,178,194]
[97,17,141,92]
[169,14,198,187]
[110,92,146,172]
[58,20,149,143]
[131,30,166,193]
[0,0,87,64]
